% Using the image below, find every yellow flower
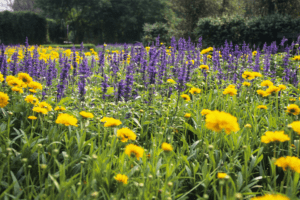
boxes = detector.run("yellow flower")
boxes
[7,78,23,87]
[0,72,4,82]
[205,110,240,134]
[252,51,257,56]
[207,55,212,59]
[103,117,122,127]
[217,173,228,179]
[18,73,32,85]
[79,111,94,118]
[227,85,235,89]
[251,194,290,200]
[39,102,52,111]
[292,55,300,61]
[55,113,78,127]
[32,107,48,114]
[167,79,176,84]
[256,89,269,97]
[11,87,23,93]
[275,156,300,173]
[242,71,255,80]
[189,87,201,94]
[242,82,251,86]
[184,113,191,118]
[200,47,213,54]
[117,127,136,142]
[114,174,128,184]
[199,65,209,70]
[25,95,39,105]
[223,87,237,96]
[289,98,296,102]
[5,75,15,83]
[244,124,252,128]
[28,81,43,90]
[161,142,173,152]
[266,86,280,95]
[125,144,144,160]
[288,121,300,135]
[145,47,150,52]
[261,80,273,87]
[29,89,37,93]
[0,92,9,108]
[257,105,267,109]
[181,94,191,101]
[278,84,286,91]
[286,104,300,115]
[54,106,66,111]
[28,116,37,120]
[261,131,290,143]
[252,72,262,77]
[201,109,211,116]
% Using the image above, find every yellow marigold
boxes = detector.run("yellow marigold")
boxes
[0,72,3,82]
[114,174,128,184]
[55,113,78,127]
[7,78,23,87]
[162,142,173,152]
[289,98,296,102]
[184,113,191,118]
[0,92,9,108]
[117,127,136,142]
[125,144,144,160]
[288,121,300,135]
[11,87,23,93]
[252,51,257,56]
[244,124,252,128]
[242,71,255,80]
[286,104,300,115]
[261,80,273,87]
[256,89,269,97]
[103,117,122,127]
[207,55,212,59]
[293,55,300,61]
[266,86,280,95]
[252,72,262,77]
[28,81,43,90]
[251,194,290,200]
[79,111,94,118]
[54,106,66,111]
[242,82,251,86]
[257,105,267,109]
[278,84,287,91]
[39,102,52,111]
[28,116,37,120]
[261,131,290,143]
[223,87,237,96]
[217,173,228,179]
[275,156,300,173]
[199,65,209,70]
[167,79,176,84]
[25,95,39,105]
[100,117,110,122]
[181,94,191,101]
[201,109,211,116]
[18,73,32,84]
[189,87,201,94]
[6,75,15,83]
[205,110,240,134]
[29,89,37,93]
[200,47,213,54]
[227,85,235,89]
[32,107,48,114]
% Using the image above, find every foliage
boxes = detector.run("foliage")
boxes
[142,23,170,46]
[42,44,96,50]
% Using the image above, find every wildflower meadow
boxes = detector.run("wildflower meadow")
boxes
[1,36,300,200]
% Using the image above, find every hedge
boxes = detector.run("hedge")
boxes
[194,14,300,48]
[0,11,47,45]
[41,44,96,50]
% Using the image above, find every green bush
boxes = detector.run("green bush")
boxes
[47,19,65,44]
[194,14,300,48]
[0,11,47,45]
[41,44,96,50]
[142,22,171,46]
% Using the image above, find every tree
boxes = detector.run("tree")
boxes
[0,0,40,13]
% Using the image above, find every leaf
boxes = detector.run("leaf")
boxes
[49,174,61,193]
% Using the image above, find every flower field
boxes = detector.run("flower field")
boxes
[1,37,300,199]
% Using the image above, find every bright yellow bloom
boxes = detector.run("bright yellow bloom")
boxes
[11,87,23,93]
[0,92,9,108]
[205,110,240,134]
[266,86,280,95]
[18,73,32,84]
[288,121,300,135]
[79,111,94,118]
[244,124,252,128]
[117,127,136,142]
[251,194,290,200]
[293,55,300,61]
[114,174,128,184]
[55,113,78,127]
[0,72,3,82]
[256,89,269,97]
[252,51,257,56]
[189,87,201,94]
[286,104,300,115]
[201,109,211,116]
[261,80,273,87]
[217,173,228,179]
[257,105,267,109]
[54,106,66,111]
[207,55,212,59]
[6,75,15,83]
[227,85,235,89]
[242,71,255,80]
[161,142,173,152]
[28,116,37,120]
[125,144,144,160]
[103,117,122,127]
[242,82,251,86]
[7,78,23,87]
[200,47,213,54]
[278,84,287,91]
[261,131,290,143]
[39,102,52,111]
[252,72,262,77]
[181,94,191,101]
[145,47,150,52]
[184,113,191,118]
[32,107,48,114]
[289,98,296,102]
[199,65,209,70]
[223,87,237,96]
[28,81,43,90]
[29,89,37,93]
[275,156,300,173]
[25,95,39,105]
[167,79,176,84]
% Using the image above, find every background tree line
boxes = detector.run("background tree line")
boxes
[1,0,300,44]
